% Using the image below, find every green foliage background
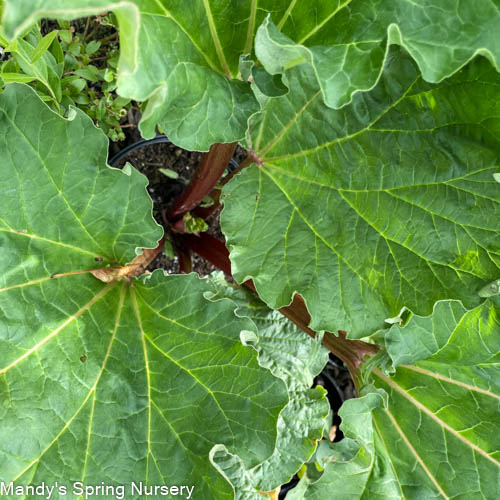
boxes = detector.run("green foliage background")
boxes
[0,1,499,498]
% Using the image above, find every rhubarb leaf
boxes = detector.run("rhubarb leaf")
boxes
[289,300,500,499]
[221,49,500,337]
[0,83,161,264]
[256,2,500,109]
[0,84,288,498]
[204,274,330,496]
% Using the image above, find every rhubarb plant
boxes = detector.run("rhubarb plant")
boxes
[1,1,500,499]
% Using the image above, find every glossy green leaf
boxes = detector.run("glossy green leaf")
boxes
[289,300,500,499]
[85,40,100,56]
[203,274,330,497]
[74,65,99,82]
[255,1,500,109]
[0,84,288,497]
[221,50,500,338]
[6,34,62,104]
[30,29,58,63]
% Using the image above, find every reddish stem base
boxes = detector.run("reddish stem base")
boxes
[168,142,237,223]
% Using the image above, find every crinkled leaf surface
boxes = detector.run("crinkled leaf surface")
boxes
[289,300,500,499]
[0,84,288,498]
[203,274,330,498]
[256,1,500,109]
[221,50,500,338]
[205,273,329,391]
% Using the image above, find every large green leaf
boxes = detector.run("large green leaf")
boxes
[0,84,288,498]
[289,300,500,499]
[204,274,330,497]
[221,49,500,338]
[255,1,500,109]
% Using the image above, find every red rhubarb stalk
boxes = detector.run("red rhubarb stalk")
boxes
[192,155,256,220]
[168,142,237,221]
